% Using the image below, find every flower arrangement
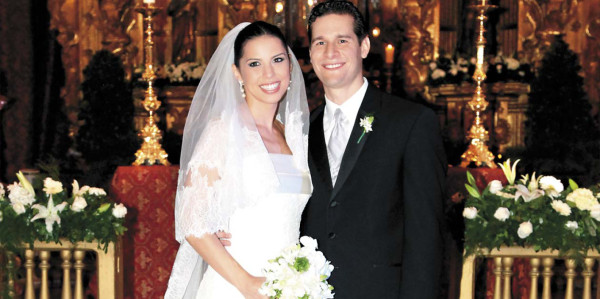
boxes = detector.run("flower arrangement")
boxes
[259,236,334,299]
[426,53,533,87]
[0,172,127,252]
[161,62,206,83]
[134,61,206,85]
[463,159,600,261]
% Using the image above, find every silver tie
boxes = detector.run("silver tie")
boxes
[328,109,348,185]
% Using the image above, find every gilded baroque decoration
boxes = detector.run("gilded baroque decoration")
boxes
[48,0,140,135]
[460,0,496,168]
[518,0,581,66]
[583,4,600,114]
[219,0,260,40]
[133,3,170,166]
[399,0,438,97]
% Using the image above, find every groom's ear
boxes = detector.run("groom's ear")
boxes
[231,64,242,82]
[360,36,370,59]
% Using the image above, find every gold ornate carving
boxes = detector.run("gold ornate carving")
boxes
[219,0,259,40]
[583,9,600,114]
[518,0,581,67]
[399,0,438,96]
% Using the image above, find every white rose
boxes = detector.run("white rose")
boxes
[300,236,318,250]
[539,176,564,197]
[43,177,63,195]
[566,188,598,211]
[7,182,35,206]
[551,200,572,216]
[494,207,510,222]
[12,202,26,215]
[488,180,503,194]
[88,187,106,196]
[505,57,520,70]
[591,204,600,221]
[566,221,578,231]
[462,207,478,219]
[112,203,127,218]
[71,196,87,212]
[0,184,5,199]
[517,221,533,238]
[431,69,446,80]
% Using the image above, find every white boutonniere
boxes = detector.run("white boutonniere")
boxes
[357,115,374,144]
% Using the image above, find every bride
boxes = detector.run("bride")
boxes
[164,21,311,298]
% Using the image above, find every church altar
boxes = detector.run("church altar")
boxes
[110,165,180,299]
[428,82,530,153]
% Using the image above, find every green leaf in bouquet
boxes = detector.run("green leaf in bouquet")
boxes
[466,171,476,187]
[465,184,481,199]
[569,179,579,191]
[585,218,597,237]
[293,256,310,273]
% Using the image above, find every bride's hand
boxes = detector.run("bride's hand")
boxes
[215,231,232,246]
[240,275,268,299]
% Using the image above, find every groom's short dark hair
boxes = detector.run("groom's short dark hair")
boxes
[307,0,367,43]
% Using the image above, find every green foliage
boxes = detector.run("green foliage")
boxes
[524,35,600,183]
[463,165,600,263]
[0,175,127,254]
[77,50,138,181]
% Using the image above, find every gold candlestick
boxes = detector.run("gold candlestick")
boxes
[460,0,496,168]
[133,3,169,166]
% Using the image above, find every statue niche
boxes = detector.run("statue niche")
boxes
[167,0,197,63]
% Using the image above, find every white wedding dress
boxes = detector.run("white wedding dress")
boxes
[195,153,311,298]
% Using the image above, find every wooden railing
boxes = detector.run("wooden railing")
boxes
[460,247,600,299]
[2,240,123,299]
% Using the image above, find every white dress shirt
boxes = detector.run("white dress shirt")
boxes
[323,77,369,149]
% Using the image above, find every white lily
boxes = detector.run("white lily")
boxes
[16,171,35,196]
[71,180,90,198]
[515,184,544,202]
[31,196,68,233]
[499,159,520,185]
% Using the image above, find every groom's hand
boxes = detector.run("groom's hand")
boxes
[215,231,232,246]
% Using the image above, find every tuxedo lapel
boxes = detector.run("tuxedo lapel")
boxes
[330,85,381,201]
[309,108,334,190]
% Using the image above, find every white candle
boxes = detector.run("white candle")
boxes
[385,44,395,64]
[143,0,155,4]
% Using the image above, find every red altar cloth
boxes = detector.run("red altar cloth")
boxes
[110,165,180,299]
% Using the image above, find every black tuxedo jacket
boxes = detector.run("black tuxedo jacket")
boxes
[300,85,446,298]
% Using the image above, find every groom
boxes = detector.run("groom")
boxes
[300,1,446,298]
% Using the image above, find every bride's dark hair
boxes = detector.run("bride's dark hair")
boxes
[234,21,289,68]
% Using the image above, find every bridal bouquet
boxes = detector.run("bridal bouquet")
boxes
[259,236,334,299]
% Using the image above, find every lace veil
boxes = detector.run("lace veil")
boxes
[165,22,309,298]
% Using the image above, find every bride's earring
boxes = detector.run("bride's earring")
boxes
[287,79,292,91]
[239,81,246,98]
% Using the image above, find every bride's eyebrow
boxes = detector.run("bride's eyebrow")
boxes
[272,52,286,58]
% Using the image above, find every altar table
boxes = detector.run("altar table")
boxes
[110,165,180,299]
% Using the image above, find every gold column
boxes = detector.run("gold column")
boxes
[61,250,73,299]
[529,258,540,299]
[583,258,594,299]
[74,249,85,299]
[541,257,554,299]
[25,249,35,299]
[39,250,50,299]
[564,259,576,299]
[5,251,16,298]
[133,2,170,166]
[460,0,496,168]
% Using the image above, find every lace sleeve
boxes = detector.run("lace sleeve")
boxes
[174,119,230,242]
